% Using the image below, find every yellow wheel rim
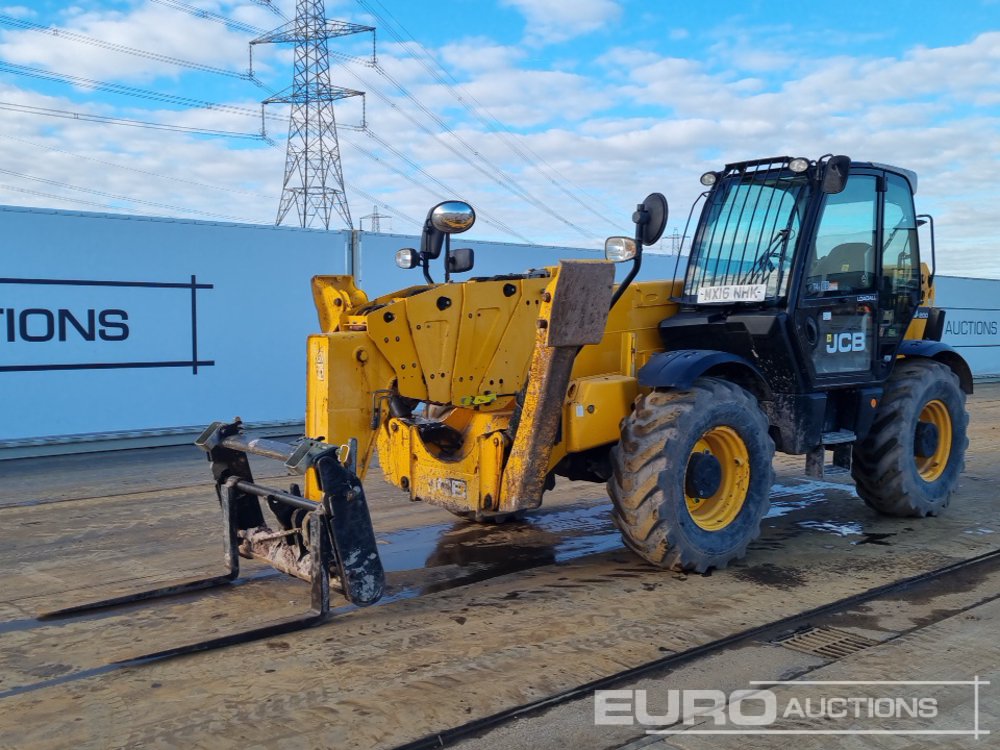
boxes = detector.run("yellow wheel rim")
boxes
[685,426,751,531]
[916,399,952,482]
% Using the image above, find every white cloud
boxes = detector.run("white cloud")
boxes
[1,5,35,19]
[501,0,621,44]
[0,5,997,278]
[439,38,526,73]
[0,3,254,82]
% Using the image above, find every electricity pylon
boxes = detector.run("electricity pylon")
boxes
[251,2,372,229]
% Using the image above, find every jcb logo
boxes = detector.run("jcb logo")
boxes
[826,331,866,354]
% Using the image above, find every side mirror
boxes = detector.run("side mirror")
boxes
[414,200,478,284]
[447,247,475,274]
[609,192,668,310]
[605,236,637,263]
[822,155,851,194]
[634,192,668,246]
[430,201,476,234]
[420,226,445,260]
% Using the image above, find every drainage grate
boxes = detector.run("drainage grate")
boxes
[774,626,878,659]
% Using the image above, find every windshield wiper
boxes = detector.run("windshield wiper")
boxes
[744,227,790,283]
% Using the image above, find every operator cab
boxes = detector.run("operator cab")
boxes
[662,155,926,393]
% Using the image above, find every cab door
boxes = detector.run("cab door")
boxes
[794,171,880,385]
[873,172,921,379]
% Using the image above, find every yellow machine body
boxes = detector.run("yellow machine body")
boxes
[304,258,940,516]
[305,262,675,514]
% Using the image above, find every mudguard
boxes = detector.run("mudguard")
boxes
[897,340,973,394]
[638,349,771,398]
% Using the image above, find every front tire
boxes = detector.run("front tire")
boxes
[852,359,968,517]
[609,378,775,572]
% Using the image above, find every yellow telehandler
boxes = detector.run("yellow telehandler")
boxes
[50,155,970,657]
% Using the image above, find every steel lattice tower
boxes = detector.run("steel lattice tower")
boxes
[251,3,371,229]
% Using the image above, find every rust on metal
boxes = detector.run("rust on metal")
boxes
[499,260,615,511]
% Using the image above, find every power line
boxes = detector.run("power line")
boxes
[0,60,277,122]
[0,166,263,222]
[0,100,268,140]
[345,129,533,242]
[152,0,375,67]
[366,61,595,239]
[251,0,291,22]
[6,2,571,237]
[0,6,566,240]
[0,133,274,200]
[151,0,262,35]
[0,183,141,213]
[0,13,258,82]
[337,61,590,239]
[357,0,618,227]
[0,131,428,231]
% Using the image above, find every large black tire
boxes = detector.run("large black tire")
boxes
[852,359,968,517]
[608,378,775,572]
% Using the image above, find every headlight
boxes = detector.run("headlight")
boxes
[395,247,419,269]
[789,157,809,173]
[605,236,638,263]
[700,171,718,187]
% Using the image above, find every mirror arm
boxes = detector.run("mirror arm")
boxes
[610,253,642,310]
[443,234,452,283]
[610,208,646,310]
[421,252,434,285]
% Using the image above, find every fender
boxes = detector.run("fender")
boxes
[897,340,973,394]
[638,349,772,400]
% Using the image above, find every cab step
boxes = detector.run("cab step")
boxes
[805,431,857,478]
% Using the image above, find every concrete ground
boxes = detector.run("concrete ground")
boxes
[0,385,998,749]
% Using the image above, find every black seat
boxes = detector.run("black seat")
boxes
[809,242,873,292]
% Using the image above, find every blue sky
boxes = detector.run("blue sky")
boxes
[0,0,998,276]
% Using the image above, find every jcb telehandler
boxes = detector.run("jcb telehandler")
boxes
[51,155,970,655]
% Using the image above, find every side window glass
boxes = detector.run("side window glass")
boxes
[806,175,877,296]
[882,174,919,299]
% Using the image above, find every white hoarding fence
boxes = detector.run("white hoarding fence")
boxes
[0,204,996,458]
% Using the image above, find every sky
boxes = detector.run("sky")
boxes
[0,0,998,277]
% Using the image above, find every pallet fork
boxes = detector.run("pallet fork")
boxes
[39,420,385,661]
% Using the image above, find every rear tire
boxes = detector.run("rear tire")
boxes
[852,359,968,517]
[608,378,775,572]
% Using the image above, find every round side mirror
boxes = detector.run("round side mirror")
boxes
[430,201,476,234]
[636,192,668,246]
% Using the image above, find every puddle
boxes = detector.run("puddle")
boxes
[771,479,856,500]
[796,520,864,537]
[377,501,622,576]
[765,496,816,519]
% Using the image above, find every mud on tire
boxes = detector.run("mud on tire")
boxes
[852,359,968,517]
[608,377,775,572]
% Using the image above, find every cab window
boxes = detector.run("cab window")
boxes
[805,175,877,296]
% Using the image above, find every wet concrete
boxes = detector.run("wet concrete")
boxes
[0,386,997,749]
